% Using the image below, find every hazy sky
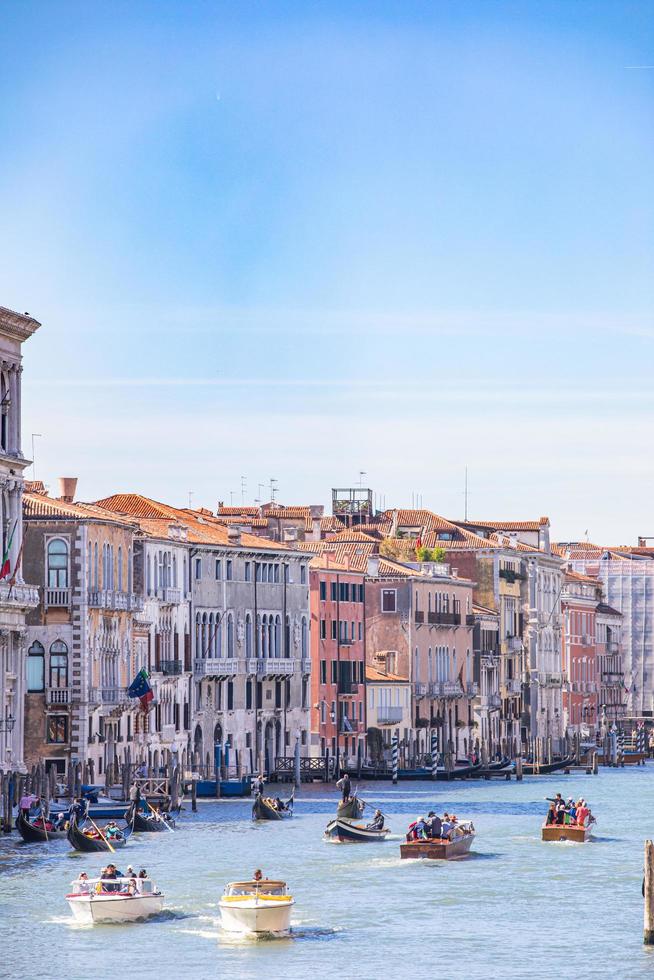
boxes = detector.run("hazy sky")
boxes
[1,1,652,543]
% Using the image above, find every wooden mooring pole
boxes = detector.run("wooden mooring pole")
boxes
[645,840,654,944]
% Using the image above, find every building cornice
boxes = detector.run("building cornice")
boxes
[0,307,41,343]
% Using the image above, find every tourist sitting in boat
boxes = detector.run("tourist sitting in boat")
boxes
[545,793,565,824]
[101,864,123,880]
[76,872,91,894]
[365,810,385,832]
[104,821,122,840]
[126,877,138,895]
[440,813,454,839]
[424,812,442,838]
[138,869,148,879]
[406,817,428,841]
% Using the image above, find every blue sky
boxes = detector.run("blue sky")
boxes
[1,1,652,542]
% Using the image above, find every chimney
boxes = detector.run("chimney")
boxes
[538,518,551,554]
[227,526,241,546]
[283,527,298,543]
[58,477,78,503]
[509,532,518,550]
[367,556,380,577]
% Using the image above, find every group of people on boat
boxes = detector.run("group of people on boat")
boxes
[75,866,149,895]
[19,793,68,831]
[80,819,125,841]
[545,793,595,828]
[260,795,289,813]
[406,811,473,842]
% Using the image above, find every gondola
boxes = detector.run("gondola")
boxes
[520,756,575,776]
[67,815,132,852]
[324,817,390,843]
[128,802,175,833]
[336,795,364,819]
[251,792,294,821]
[16,810,68,844]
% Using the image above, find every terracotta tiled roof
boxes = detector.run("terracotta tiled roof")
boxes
[319,516,345,533]
[472,602,499,616]
[216,506,260,516]
[564,570,600,585]
[24,480,47,494]
[214,515,270,528]
[325,529,379,543]
[93,494,291,551]
[465,517,550,531]
[383,508,458,532]
[24,493,136,526]
[366,665,408,683]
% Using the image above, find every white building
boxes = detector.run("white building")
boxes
[0,307,40,771]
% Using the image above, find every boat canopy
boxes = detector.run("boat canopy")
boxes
[225,880,287,896]
[69,877,156,895]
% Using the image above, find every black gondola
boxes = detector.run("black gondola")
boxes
[251,792,294,821]
[520,756,574,776]
[16,810,68,843]
[128,802,175,833]
[67,814,131,852]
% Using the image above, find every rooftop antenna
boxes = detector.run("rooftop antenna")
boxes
[464,466,469,521]
[241,476,247,505]
[31,433,42,480]
[358,470,366,487]
[269,477,278,503]
[229,490,235,506]
[188,490,194,509]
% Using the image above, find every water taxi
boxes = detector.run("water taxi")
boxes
[66,875,164,924]
[219,878,294,936]
[400,821,475,860]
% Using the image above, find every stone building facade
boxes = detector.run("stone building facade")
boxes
[0,307,40,771]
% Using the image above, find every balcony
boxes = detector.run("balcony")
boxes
[481,694,502,710]
[161,724,177,742]
[442,681,464,698]
[376,706,404,725]
[129,594,145,612]
[414,682,427,697]
[88,590,132,611]
[504,678,522,695]
[90,686,129,705]
[466,614,476,626]
[466,681,479,697]
[194,658,239,677]
[301,658,312,674]
[481,652,500,669]
[257,658,296,677]
[504,635,522,653]
[427,611,461,626]
[159,659,183,676]
[161,587,182,605]
[45,587,70,609]
[540,672,563,687]
[339,637,354,646]
[46,686,71,705]
[415,610,425,624]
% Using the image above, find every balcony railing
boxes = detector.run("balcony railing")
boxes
[482,694,502,709]
[129,594,145,612]
[540,672,563,687]
[159,659,183,676]
[442,681,464,698]
[88,590,135,611]
[338,637,354,646]
[301,658,312,674]
[194,658,239,677]
[46,686,71,705]
[255,658,296,677]
[466,681,479,697]
[415,611,425,624]
[92,686,129,704]
[504,678,522,695]
[466,614,476,626]
[376,706,404,725]
[427,611,461,626]
[414,682,427,697]
[161,587,182,604]
[45,587,70,609]
[161,724,177,742]
[504,635,522,652]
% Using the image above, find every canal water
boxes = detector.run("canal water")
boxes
[1,767,652,980]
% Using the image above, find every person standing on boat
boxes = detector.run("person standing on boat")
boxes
[19,792,37,818]
[336,771,351,802]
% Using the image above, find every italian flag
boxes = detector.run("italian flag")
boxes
[0,521,17,581]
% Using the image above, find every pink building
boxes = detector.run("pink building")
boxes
[561,571,599,734]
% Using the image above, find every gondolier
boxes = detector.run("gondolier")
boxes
[336,771,351,802]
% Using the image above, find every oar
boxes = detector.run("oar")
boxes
[39,798,48,842]
[147,800,174,832]
[88,815,115,854]
[357,797,390,820]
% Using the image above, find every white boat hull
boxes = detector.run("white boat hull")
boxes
[66,893,164,924]
[219,899,294,936]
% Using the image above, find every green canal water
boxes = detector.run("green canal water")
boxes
[1,766,653,980]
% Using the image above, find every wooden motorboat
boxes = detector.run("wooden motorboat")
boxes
[400,822,475,860]
[324,817,390,843]
[16,810,68,843]
[252,792,294,821]
[336,795,364,819]
[219,878,294,936]
[541,821,594,843]
[66,875,164,924]
[67,815,131,852]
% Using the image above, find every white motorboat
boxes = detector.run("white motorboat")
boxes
[219,878,294,936]
[66,875,164,924]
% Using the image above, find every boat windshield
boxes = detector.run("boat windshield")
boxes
[69,877,155,895]
[226,881,287,897]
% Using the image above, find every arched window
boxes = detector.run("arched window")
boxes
[27,641,45,692]
[301,617,308,658]
[208,613,215,657]
[195,612,201,656]
[94,542,98,589]
[118,546,123,592]
[262,615,268,657]
[256,614,262,656]
[245,614,252,658]
[47,539,68,588]
[146,555,152,595]
[128,547,133,593]
[275,616,281,659]
[227,614,234,658]
[49,640,68,688]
